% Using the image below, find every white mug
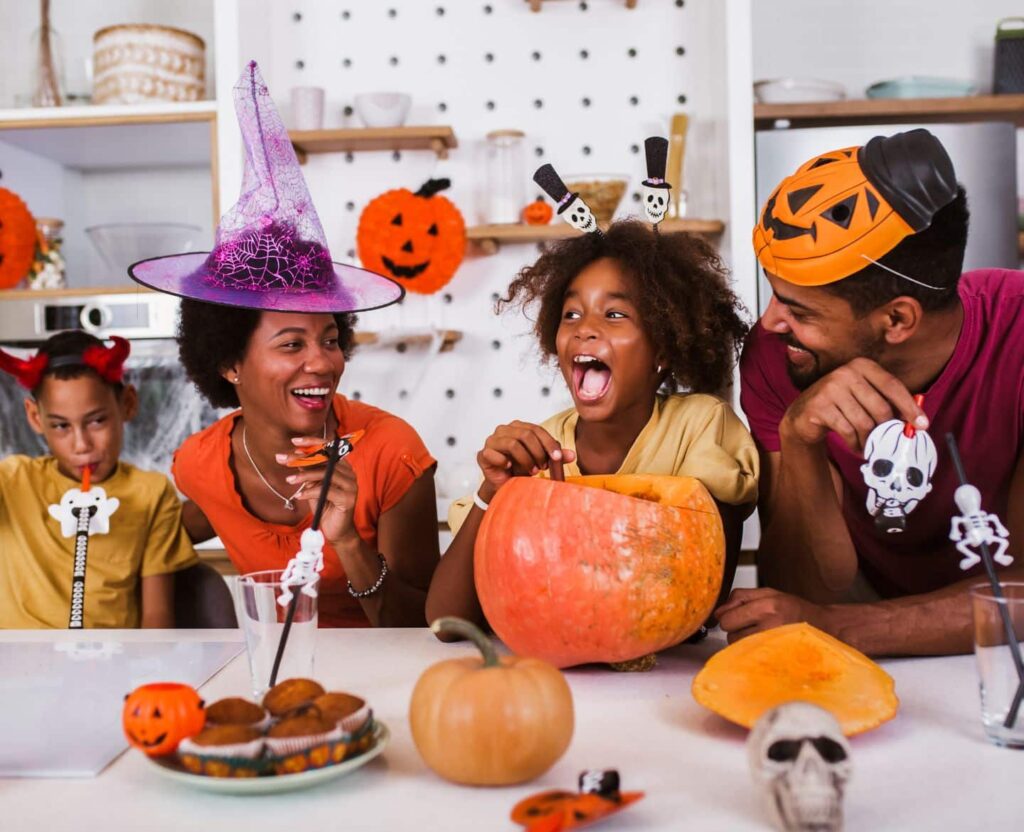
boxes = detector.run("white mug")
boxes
[291,86,325,131]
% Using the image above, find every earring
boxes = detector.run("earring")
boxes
[656,365,665,374]
[231,376,240,385]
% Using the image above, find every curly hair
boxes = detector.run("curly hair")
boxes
[500,220,749,394]
[177,300,357,409]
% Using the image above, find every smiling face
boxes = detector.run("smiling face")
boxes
[555,258,661,423]
[25,374,136,483]
[761,272,884,389]
[225,312,344,436]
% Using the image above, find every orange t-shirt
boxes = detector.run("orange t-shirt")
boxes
[172,395,435,627]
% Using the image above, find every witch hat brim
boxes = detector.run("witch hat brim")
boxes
[129,252,404,313]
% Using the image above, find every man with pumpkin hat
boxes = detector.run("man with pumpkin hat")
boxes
[718,128,1024,656]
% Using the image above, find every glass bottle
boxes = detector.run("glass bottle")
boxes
[483,129,526,224]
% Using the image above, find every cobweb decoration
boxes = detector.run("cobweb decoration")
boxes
[194,62,337,293]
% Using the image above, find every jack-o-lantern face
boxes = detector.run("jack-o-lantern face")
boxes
[753,130,957,286]
[357,178,466,295]
[123,683,206,757]
[511,770,644,830]
[0,187,38,290]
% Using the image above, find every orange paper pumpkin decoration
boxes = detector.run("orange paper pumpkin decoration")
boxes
[475,475,725,669]
[357,177,466,295]
[522,198,553,226]
[0,187,37,289]
[512,771,644,831]
[753,130,957,287]
[123,682,206,756]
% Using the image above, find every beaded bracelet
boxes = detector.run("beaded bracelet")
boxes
[347,553,389,599]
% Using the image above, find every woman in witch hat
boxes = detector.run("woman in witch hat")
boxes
[131,63,438,627]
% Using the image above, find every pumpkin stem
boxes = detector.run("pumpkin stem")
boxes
[415,178,452,198]
[430,617,500,667]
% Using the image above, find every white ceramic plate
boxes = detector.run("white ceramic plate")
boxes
[144,721,389,795]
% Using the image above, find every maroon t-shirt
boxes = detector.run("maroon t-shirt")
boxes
[740,269,1024,597]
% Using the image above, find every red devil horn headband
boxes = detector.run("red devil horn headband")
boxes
[0,335,131,390]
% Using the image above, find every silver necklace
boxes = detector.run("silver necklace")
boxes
[242,421,328,511]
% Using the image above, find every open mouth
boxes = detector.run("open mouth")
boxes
[290,385,332,410]
[382,256,430,279]
[571,354,612,403]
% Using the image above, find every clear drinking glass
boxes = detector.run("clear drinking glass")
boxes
[971,582,1024,748]
[237,570,318,700]
[482,129,526,224]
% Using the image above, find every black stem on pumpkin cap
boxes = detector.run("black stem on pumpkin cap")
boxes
[415,178,452,198]
[430,616,500,667]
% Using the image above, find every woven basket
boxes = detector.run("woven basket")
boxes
[93,24,205,105]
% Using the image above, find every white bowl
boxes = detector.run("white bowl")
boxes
[753,78,846,104]
[354,93,412,128]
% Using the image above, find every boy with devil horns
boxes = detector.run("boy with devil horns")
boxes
[0,331,197,628]
[719,129,1024,656]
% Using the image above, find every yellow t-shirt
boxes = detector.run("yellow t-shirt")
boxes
[0,456,198,629]
[449,393,760,535]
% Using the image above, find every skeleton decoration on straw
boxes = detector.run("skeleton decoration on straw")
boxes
[860,394,937,534]
[641,136,672,227]
[533,163,600,235]
[945,433,1024,729]
[269,432,362,687]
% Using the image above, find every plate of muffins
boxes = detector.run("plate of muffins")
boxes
[144,678,389,795]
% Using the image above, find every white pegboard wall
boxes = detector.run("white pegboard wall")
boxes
[242,0,734,501]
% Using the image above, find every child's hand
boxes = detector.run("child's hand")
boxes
[476,421,576,497]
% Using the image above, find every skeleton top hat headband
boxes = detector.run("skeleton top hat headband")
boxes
[0,336,130,391]
[641,136,671,226]
[533,163,600,235]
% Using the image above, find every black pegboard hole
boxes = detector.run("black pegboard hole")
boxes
[445,389,455,399]
[295,60,305,70]
[446,436,457,447]
[491,340,501,350]
[492,388,503,398]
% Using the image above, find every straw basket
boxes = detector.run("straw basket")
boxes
[93,24,205,105]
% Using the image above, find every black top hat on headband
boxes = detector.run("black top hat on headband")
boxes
[641,136,671,226]
[533,163,599,234]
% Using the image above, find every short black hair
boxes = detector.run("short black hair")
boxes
[33,330,125,398]
[822,186,969,316]
[176,300,357,409]
[501,219,749,394]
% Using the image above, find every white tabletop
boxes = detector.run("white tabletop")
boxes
[1,628,1021,831]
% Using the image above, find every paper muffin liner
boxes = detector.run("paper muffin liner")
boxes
[268,717,377,776]
[177,736,268,778]
[264,724,343,759]
[336,703,371,735]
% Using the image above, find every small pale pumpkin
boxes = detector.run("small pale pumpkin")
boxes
[691,622,899,736]
[410,617,574,786]
[475,474,725,668]
[0,187,37,289]
[123,682,206,756]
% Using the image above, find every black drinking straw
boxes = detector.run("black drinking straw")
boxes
[268,437,344,688]
[946,434,1024,728]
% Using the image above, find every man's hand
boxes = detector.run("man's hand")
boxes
[781,357,928,452]
[715,588,830,644]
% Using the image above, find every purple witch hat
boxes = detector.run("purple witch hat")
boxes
[129,62,403,313]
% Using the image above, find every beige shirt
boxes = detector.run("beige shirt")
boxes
[449,393,759,535]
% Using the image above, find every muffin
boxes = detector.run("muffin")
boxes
[205,697,270,729]
[177,725,266,778]
[313,692,371,734]
[262,678,326,717]
[265,708,342,768]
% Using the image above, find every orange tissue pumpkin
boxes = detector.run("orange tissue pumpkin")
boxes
[691,622,899,736]
[123,682,206,756]
[0,187,37,290]
[474,474,725,669]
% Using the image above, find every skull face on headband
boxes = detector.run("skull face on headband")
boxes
[753,129,958,287]
[533,163,598,234]
[641,136,671,225]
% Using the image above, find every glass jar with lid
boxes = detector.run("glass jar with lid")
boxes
[482,129,526,224]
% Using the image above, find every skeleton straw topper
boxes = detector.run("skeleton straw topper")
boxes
[860,395,937,534]
[533,163,599,234]
[641,136,672,225]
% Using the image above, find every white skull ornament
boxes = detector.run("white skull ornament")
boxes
[860,419,936,534]
[641,185,669,224]
[562,195,597,233]
[748,702,852,832]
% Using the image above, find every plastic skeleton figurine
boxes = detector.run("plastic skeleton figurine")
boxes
[860,397,936,534]
[276,433,363,607]
[641,136,671,226]
[533,163,599,234]
[950,484,1013,571]
[47,467,119,628]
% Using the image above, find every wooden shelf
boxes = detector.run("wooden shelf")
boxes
[290,126,457,163]
[353,328,462,352]
[466,218,725,254]
[754,94,1024,130]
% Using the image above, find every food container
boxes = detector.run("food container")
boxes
[561,175,629,224]
[753,78,846,104]
[483,129,526,224]
[92,24,205,105]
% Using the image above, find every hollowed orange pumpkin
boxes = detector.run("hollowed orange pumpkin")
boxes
[474,474,725,669]
[356,177,466,295]
[691,622,899,736]
[123,682,206,756]
[0,187,37,289]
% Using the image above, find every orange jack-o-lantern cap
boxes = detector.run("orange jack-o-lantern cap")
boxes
[753,129,957,286]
